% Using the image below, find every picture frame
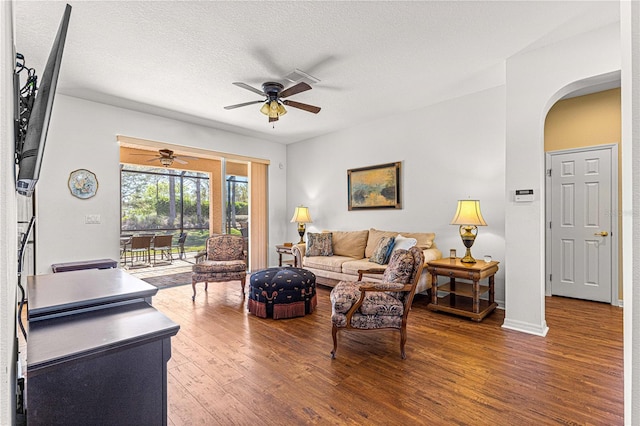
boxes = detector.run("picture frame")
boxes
[347,162,401,210]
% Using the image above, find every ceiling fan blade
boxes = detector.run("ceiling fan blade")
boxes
[224,100,265,110]
[146,157,161,162]
[232,82,265,96]
[175,155,199,161]
[283,100,321,114]
[280,82,312,98]
[173,158,188,165]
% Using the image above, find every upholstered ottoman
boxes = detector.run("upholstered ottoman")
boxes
[247,267,317,319]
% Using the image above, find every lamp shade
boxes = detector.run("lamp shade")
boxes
[290,206,313,223]
[450,200,487,226]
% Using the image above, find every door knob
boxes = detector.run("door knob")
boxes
[594,231,609,237]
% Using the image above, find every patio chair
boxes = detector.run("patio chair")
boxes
[126,235,153,267]
[152,234,173,265]
[172,232,187,260]
[120,235,132,265]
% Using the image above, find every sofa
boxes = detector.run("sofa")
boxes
[291,228,442,295]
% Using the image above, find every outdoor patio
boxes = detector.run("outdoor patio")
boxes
[124,252,198,289]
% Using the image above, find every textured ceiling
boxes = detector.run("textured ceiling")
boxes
[13,1,620,144]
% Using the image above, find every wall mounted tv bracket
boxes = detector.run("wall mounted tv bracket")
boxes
[14,53,38,165]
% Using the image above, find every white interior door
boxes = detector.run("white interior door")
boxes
[548,147,614,303]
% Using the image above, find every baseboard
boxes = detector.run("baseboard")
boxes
[502,318,549,337]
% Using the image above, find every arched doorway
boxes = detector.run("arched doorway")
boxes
[544,86,621,306]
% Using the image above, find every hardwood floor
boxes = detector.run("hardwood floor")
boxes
[154,283,623,425]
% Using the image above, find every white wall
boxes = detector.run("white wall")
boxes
[34,95,288,272]
[0,2,18,424]
[287,86,507,303]
[621,1,640,422]
[503,23,620,336]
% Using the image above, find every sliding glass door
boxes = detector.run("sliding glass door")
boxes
[120,165,210,252]
[118,138,269,270]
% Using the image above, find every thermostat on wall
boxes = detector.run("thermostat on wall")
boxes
[515,189,534,202]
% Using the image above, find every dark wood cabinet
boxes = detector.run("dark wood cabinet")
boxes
[26,269,179,425]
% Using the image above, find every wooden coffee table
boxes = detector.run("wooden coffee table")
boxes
[426,257,499,322]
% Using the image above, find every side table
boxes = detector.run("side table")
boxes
[426,257,499,322]
[275,244,297,267]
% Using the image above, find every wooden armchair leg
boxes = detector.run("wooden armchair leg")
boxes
[331,325,338,359]
[192,281,197,302]
[400,328,407,360]
[240,276,246,295]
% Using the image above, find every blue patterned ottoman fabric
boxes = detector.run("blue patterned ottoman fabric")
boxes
[248,267,317,319]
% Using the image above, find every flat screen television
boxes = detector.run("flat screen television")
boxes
[15,4,71,196]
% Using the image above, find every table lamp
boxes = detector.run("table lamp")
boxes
[290,205,313,244]
[450,199,487,263]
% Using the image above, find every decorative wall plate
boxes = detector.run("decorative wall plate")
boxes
[68,169,98,199]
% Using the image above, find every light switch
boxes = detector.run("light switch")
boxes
[85,214,101,224]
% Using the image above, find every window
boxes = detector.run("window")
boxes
[120,165,210,249]
[225,175,248,236]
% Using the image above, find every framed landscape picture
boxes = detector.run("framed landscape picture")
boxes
[347,162,401,210]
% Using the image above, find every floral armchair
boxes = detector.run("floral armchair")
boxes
[329,246,425,359]
[191,235,247,301]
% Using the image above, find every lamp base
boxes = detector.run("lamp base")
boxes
[459,225,478,263]
[460,248,476,263]
[297,223,306,244]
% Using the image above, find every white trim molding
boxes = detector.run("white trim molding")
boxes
[502,318,549,337]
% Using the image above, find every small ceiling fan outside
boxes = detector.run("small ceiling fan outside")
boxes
[224,81,321,123]
[133,149,198,167]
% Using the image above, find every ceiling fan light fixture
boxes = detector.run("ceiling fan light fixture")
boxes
[160,157,173,167]
[263,100,286,120]
[269,100,279,119]
[227,80,318,123]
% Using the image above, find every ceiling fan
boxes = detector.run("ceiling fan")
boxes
[134,149,198,167]
[224,81,321,123]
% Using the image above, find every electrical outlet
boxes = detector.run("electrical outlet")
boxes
[85,214,101,224]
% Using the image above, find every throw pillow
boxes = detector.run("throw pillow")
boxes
[306,232,333,256]
[369,236,395,264]
[383,239,397,263]
[330,230,369,258]
[400,231,435,250]
[365,228,397,258]
[392,234,417,252]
